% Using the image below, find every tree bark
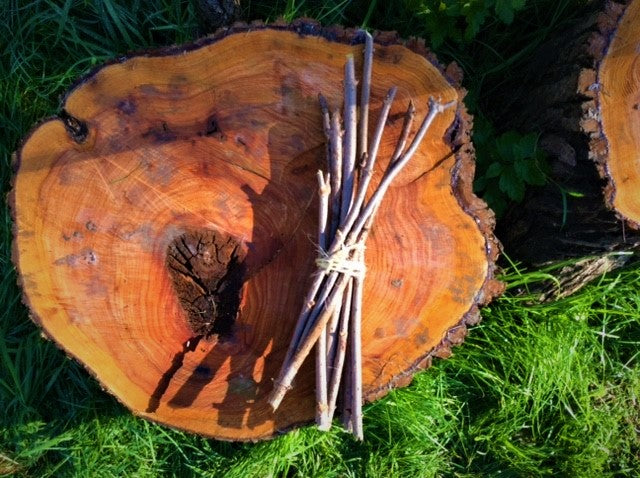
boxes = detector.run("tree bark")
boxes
[11,20,501,440]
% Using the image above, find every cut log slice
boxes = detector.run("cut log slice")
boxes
[497,0,640,263]
[595,0,640,227]
[11,20,501,440]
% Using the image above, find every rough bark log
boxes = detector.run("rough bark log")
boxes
[11,19,501,441]
[497,0,640,264]
[196,0,241,33]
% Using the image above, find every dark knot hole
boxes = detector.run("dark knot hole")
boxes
[166,230,246,338]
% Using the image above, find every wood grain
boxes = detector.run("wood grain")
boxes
[598,0,640,226]
[12,24,500,440]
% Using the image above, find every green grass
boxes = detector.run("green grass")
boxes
[2,0,640,476]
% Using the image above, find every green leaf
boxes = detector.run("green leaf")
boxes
[513,156,547,186]
[464,8,488,41]
[495,0,516,24]
[499,166,526,201]
[527,164,547,186]
[513,158,529,180]
[486,162,503,178]
[495,131,520,161]
[513,132,538,160]
[513,159,537,182]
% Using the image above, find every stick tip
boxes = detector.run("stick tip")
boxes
[317,422,332,432]
[428,96,457,113]
[267,382,289,411]
[386,86,398,100]
[345,54,355,67]
[267,394,282,412]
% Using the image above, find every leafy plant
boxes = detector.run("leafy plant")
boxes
[407,0,527,46]
[473,117,547,217]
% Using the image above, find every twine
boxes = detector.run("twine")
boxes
[315,243,366,278]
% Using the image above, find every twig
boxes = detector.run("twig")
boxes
[391,101,416,163]
[325,305,341,381]
[326,280,352,421]
[358,31,374,158]
[343,98,457,249]
[317,171,330,251]
[269,272,350,410]
[340,55,357,222]
[344,31,373,440]
[329,109,343,236]
[315,171,331,430]
[340,87,396,239]
[341,343,353,432]
[267,31,458,440]
[349,249,364,440]
[319,94,332,160]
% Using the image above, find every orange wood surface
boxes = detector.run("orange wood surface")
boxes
[13,27,497,440]
[599,0,640,226]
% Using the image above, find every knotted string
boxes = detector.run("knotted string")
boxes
[315,243,366,278]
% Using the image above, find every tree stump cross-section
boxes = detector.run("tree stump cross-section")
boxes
[11,20,501,441]
[497,0,640,264]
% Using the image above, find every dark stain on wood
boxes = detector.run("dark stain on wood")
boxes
[204,115,221,136]
[166,229,246,337]
[117,98,137,115]
[142,122,177,143]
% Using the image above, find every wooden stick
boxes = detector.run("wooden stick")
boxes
[319,93,332,162]
[336,277,353,422]
[315,171,331,430]
[329,110,343,237]
[349,251,364,440]
[391,101,416,163]
[341,342,353,432]
[326,279,352,421]
[340,87,397,239]
[344,98,457,248]
[315,328,330,429]
[366,86,397,167]
[343,29,373,440]
[398,99,456,163]
[340,55,357,222]
[281,271,328,368]
[269,98,456,411]
[325,305,341,376]
[328,54,358,428]
[268,272,351,410]
[325,108,343,392]
[358,31,374,158]
[268,29,459,438]
[317,171,330,251]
